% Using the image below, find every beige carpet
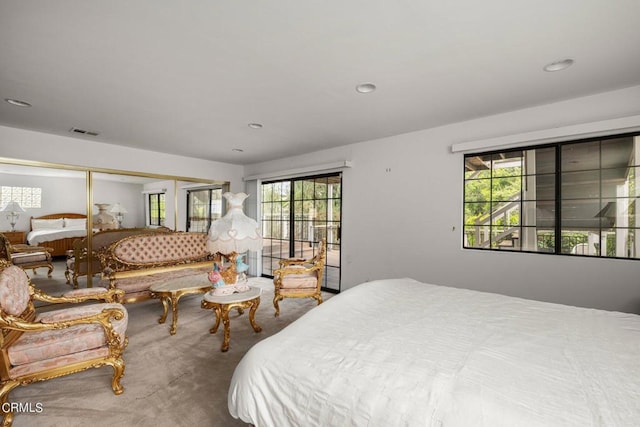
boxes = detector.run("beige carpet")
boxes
[12,261,330,427]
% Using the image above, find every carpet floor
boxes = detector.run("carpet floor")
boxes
[10,261,330,427]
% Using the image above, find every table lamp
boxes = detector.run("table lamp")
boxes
[110,203,128,228]
[2,202,25,232]
[207,192,262,291]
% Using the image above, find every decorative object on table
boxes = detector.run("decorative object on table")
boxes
[208,261,249,296]
[110,203,128,228]
[206,192,262,290]
[93,203,117,230]
[1,201,25,232]
[236,254,249,282]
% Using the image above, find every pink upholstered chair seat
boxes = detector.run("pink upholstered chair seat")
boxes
[9,303,127,371]
[279,266,318,289]
[10,252,49,264]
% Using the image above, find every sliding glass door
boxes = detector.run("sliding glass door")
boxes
[187,188,222,233]
[261,173,342,292]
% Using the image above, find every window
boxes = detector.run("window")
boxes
[187,188,222,232]
[464,132,640,259]
[1,186,42,208]
[261,173,342,291]
[148,193,166,226]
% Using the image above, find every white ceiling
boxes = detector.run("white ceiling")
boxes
[1,1,640,165]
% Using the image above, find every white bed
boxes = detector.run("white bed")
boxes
[229,278,640,427]
[26,213,88,256]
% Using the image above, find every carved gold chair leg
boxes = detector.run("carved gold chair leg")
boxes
[0,381,20,427]
[273,294,284,317]
[109,359,126,395]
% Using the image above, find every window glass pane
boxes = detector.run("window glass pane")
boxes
[314,177,327,198]
[526,173,555,201]
[464,225,486,248]
[529,147,556,174]
[464,202,490,226]
[597,198,635,228]
[521,201,555,227]
[491,176,521,201]
[490,202,520,226]
[562,141,599,171]
[293,181,303,200]
[602,137,634,168]
[464,155,492,179]
[464,178,490,202]
[535,229,555,253]
[561,229,600,255]
[561,171,600,199]
[262,183,273,202]
[490,226,519,250]
[601,168,631,198]
[332,199,341,221]
[492,152,522,177]
[561,200,601,228]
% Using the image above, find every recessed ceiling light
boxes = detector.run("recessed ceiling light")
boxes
[543,59,574,72]
[248,123,263,129]
[232,148,244,152]
[5,98,31,107]
[356,83,376,93]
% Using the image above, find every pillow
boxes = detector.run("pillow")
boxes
[64,218,87,228]
[31,218,64,230]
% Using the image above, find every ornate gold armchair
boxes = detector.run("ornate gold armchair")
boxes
[0,233,53,278]
[0,260,128,426]
[273,239,326,317]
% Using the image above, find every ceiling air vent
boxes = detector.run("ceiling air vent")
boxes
[69,127,99,137]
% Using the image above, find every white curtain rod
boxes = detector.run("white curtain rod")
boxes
[451,114,640,154]
[243,160,353,181]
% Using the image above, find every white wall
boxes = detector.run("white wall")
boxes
[0,173,86,232]
[244,85,640,314]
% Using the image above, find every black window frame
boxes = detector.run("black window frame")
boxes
[463,131,640,260]
[148,192,166,226]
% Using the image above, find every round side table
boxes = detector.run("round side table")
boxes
[201,286,262,352]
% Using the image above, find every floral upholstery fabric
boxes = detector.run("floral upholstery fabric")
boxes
[9,347,110,378]
[280,265,318,289]
[8,303,127,367]
[10,251,49,264]
[0,265,30,316]
[115,266,210,294]
[63,287,110,298]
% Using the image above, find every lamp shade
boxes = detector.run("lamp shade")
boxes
[110,203,128,214]
[1,202,25,213]
[207,192,262,254]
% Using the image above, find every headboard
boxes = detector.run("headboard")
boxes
[28,213,87,256]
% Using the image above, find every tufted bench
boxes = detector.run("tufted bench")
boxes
[98,232,214,304]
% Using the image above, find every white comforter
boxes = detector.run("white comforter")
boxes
[229,278,640,427]
[26,226,87,246]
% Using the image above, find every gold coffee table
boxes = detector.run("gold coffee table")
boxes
[149,275,212,335]
[201,286,262,352]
